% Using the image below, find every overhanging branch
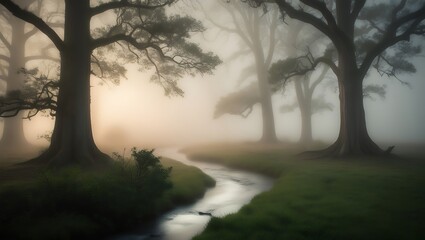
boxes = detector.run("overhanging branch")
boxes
[0,0,64,52]
[0,31,11,50]
[90,0,175,17]
[0,81,57,119]
[360,4,425,78]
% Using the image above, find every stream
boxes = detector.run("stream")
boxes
[111,148,273,240]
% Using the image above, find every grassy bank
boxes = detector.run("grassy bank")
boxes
[0,157,214,240]
[183,143,425,240]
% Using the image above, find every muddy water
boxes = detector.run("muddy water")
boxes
[111,148,273,240]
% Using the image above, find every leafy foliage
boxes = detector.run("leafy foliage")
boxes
[214,82,260,119]
[0,67,58,118]
[93,6,221,96]
[0,148,173,239]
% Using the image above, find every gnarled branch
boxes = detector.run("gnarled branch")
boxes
[0,0,64,52]
[90,0,176,17]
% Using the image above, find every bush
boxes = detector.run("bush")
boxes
[114,148,173,199]
[0,148,173,239]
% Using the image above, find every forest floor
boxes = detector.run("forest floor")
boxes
[183,142,425,240]
[0,156,215,239]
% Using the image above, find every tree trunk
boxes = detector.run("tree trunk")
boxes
[256,59,277,143]
[0,18,30,152]
[315,68,384,157]
[294,78,313,145]
[29,0,110,167]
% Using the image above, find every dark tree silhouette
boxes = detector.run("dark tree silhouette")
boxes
[0,0,220,166]
[248,0,425,157]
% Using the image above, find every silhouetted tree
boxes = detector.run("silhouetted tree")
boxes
[248,0,425,156]
[0,0,220,166]
[198,0,280,143]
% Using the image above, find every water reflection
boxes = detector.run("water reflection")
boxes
[112,148,273,240]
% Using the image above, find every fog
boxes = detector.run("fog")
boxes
[1,0,425,155]
[4,51,425,152]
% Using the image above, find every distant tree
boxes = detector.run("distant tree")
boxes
[198,0,281,143]
[0,0,59,154]
[272,63,333,144]
[248,0,425,157]
[213,16,333,145]
[271,19,333,145]
[213,82,260,119]
[0,0,220,166]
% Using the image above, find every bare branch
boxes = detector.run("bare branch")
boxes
[351,0,366,24]
[24,26,38,40]
[0,53,9,62]
[275,1,337,46]
[309,65,330,93]
[91,33,151,50]
[300,0,337,29]
[90,0,176,17]
[0,0,64,52]
[360,4,425,78]
[0,31,11,50]
[391,0,407,22]
[224,1,255,49]
[264,8,279,68]
[0,81,57,118]
[270,50,339,87]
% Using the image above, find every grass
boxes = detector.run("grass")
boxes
[183,142,425,240]
[0,156,214,240]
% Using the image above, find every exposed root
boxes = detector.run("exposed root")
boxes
[298,139,396,160]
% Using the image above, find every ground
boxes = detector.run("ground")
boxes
[183,142,425,240]
[0,154,215,240]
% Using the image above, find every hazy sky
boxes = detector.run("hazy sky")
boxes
[1,1,425,153]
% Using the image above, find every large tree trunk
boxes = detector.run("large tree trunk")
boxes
[0,18,31,153]
[313,67,384,157]
[323,2,384,157]
[29,0,109,167]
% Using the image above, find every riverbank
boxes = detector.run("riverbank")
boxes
[183,142,425,240]
[0,157,214,240]
[113,148,272,240]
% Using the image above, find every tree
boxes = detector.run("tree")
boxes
[271,19,333,145]
[248,0,425,156]
[198,0,281,143]
[0,0,220,166]
[213,82,260,119]
[213,16,333,145]
[0,0,59,154]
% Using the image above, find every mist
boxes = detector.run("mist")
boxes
[1,1,425,156]
[2,1,425,240]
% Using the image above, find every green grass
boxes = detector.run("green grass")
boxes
[158,158,216,209]
[0,157,214,240]
[183,143,425,240]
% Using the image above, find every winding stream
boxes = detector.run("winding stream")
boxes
[111,148,273,240]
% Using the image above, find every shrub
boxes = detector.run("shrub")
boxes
[0,148,173,239]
